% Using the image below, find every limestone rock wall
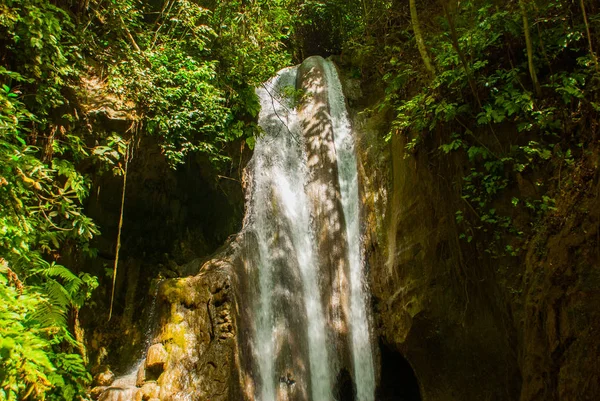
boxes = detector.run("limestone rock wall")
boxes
[352,110,520,401]
[92,250,244,401]
[347,70,600,401]
[151,260,238,401]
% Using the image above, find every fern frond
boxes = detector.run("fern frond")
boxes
[63,277,83,298]
[44,264,79,283]
[30,300,68,329]
[30,254,52,271]
[45,279,71,307]
[28,279,71,329]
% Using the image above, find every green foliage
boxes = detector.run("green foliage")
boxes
[293,0,364,55]
[351,0,599,257]
[0,261,91,401]
[1,0,300,396]
[90,0,296,166]
[0,1,127,396]
[0,79,104,263]
[0,80,100,398]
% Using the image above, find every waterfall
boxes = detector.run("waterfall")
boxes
[252,65,332,401]
[323,60,375,401]
[246,56,376,401]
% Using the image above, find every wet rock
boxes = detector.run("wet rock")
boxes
[135,382,160,401]
[98,387,138,401]
[90,386,107,400]
[94,365,142,401]
[144,344,167,381]
[136,361,146,387]
[145,343,167,370]
[357,110,521,400]
[279,372,296,386]
[296,55,353,372]
[93,367,115,387]
[150,263,240,401]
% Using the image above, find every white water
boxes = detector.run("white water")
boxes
[254,67,332,401]
[249,58,375,401]
[323,60,375,401]
[98,282,162,401]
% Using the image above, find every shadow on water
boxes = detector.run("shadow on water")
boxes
[334,368,356,401]
[299,61,353,373]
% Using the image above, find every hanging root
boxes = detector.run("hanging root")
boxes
[108,142,130,321]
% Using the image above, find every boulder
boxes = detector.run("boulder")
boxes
[93,367,115,387]
[135,382,160,401]
[145,343,167,370]
[89,386,107,400]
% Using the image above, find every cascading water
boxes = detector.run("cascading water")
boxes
[324,60,376,401]
[244,56,376,401]
[97,281,162,401]
[252,65,332,401]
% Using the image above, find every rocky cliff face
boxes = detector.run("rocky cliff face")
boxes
[79,100,247,374]
[92,245,244,401]
[345,68,600,401]
[356,123,522,401]
[92,55,373,401]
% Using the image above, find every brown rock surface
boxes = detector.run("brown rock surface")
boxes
[135,383,160,401]
[348,71,600,401]
[151,255,242,401]
[145,344,167,370]
[93,368,115,387]
[135,361,145,387]
[355,116,518,401]
[90,386,107,400]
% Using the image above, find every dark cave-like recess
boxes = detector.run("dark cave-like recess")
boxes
[377,342,422,401]
[334,368,356,401]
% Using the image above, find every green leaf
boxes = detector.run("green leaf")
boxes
[246,136,256,150]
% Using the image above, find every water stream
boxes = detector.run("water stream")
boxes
[247,56,376,401]
[97,281,162,401]
[253,65,332,400]
[324,60,376,401]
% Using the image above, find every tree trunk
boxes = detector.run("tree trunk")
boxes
[410,0,436,77]
[108,143,129,321]
[580,0,599,73]
[441,0,481,106]
[519,0,542,96]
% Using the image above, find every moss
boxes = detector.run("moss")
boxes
[162,322,188,350]
[162,278,199,307]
